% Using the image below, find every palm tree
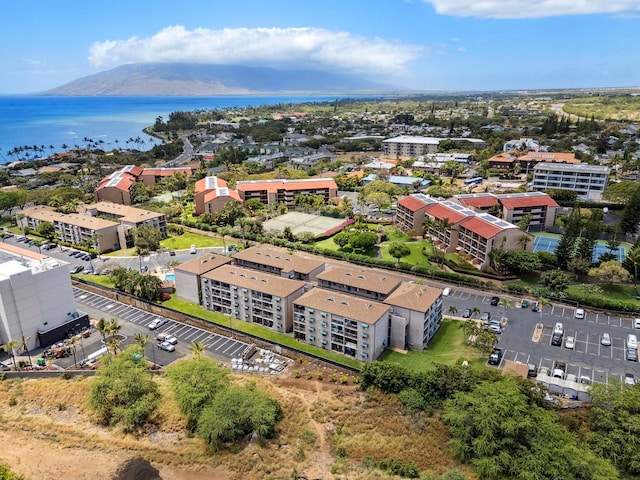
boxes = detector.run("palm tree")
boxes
[106,337,122,355]
[471,307,481,319]
[189,341,205,357]
[2,340,18,371]
[133,332,154,366]
[107,318,122,337]
[96,317,108,342]
[68,336,78,367]
[218,226,232,255]
[19,335,32,367]
[498,298,512,318]
[447,306,458,317]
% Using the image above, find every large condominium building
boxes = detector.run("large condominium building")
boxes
[383,282,443,351]
[18,206,121,253]
[293,288,390,362]
[395,194,530,268]
[174,254,233,304]
[453,191,559,230]
[532,163,609,201]
[236,178,338,206]
[0,244,88,351]
[487,152,578,172]
[315,266,402,302]
[140,167,192,187]
[382,135,488,157]
[94,165,143,205]
[232,246,325,281]
[193,176,242,215]
[82,202,168,246]
[201,265,306,333]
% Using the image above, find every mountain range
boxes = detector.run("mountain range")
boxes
[41,63,397,96]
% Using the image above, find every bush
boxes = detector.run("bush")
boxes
[377,458,420,478]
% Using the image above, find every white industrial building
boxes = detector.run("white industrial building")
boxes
[0,244,88,351]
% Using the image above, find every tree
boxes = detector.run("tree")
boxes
[218,226,232,255]
[36,221,55,241]
[588,260,632,287]
[196,385,282,450]
[0,463,25,480]
[623,243,640,284]
[567,256,592,280]
[133,333,150,363]
[189,341,205,357]
[165,356,230,431]
[621,186,640,234]
[133,226,163,254]
[96,317,108,342]
[443,376,618,480]
[502,250,542,274]
[365,191,392,210]
[447,306,458,317]
[540,269,571,292]
[589,381,640,475]
[349,231,377,252]
[332,231,351,249]
[2,340,18,371]
[388,242,411,264]
[87,346,159,432]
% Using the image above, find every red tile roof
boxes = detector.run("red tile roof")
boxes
[488,153,516,163]
[95,175,135,192]
[499,195,559,209]
[425,204,470,224]
[398,195,429,212]
[236,178,337,193]
[458,196,499,209]
[203,188,241,203]
[459,216,503,239]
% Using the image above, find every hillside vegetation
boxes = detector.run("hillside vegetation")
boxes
[563,95,640,121]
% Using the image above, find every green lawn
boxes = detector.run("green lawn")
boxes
[74,274,114,288]
[565,283,640,302]
[105,231,236,257]
[379,240,433,267]
[379,319,486,371]
[162,296,363,370]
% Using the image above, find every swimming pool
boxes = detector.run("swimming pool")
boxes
[165,274,175,282]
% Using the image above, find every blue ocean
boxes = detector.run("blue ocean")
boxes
[0,95,348,163]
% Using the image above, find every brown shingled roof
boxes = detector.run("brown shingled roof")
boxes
[174,254,232,275]
[232,246,325,275]
[383,282,442,312]
[294,288,390,324]
[315,266,402,295]
[202,265,305,297]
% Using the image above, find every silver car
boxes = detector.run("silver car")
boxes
[601,333,611,346]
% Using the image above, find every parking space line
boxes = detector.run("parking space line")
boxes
[190,332,209,343]
[208,336,226,348]
[222,341,239,354]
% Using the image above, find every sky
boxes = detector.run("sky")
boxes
[2,0,640,93]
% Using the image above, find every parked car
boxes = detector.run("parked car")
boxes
[16,236,26,242]
[70,265,84,274]
[158,341,175,352]
[148,318,168,330]
[551,322,564,346]
[486,324,502,335]
[635,318,640,329]
[488,347,503,366]
[601,332,611,346]
[575,308,585,319]
[156,332,178,345]
[564,336,575,350]
[527,364,537,378]
[461,309,471,319]
[442,287,451,296]
[553,360,566,379]
[624,373,636,386]
[0,362,10,371]
[480,312,491,322]
[626,347,638,362]
[490,296,500,306]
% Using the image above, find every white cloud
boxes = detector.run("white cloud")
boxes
[424,0,640,18]
[21,58,43,65]
[88,26,425,74]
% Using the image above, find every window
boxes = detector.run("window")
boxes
[321,312,327,317]
[309,336,315,342]
[321,321,327,327]
[309,326,315,332]
[362,342,369,348]
[362,333,369,339]
[361,323,369,329]
[232,285,237,290]
[321,330,327,336]
[276,314,282,320]
[308,309,315,313]
[309,317,314,323]
[242,288,247,293]
[361,352,368,358]
[321,339,327,345]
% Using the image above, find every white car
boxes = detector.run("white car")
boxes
[156,332,178,344]
[601,333,611,346]
[158,341,175,352]
[564,336,575,350]
[147,318,168,330]
[574,308,585,319]
[625,373,636,386]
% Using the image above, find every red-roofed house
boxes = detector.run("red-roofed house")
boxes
[140,167,193,187]
[236,178,337,206]
[194,176,242,215]
[94,165,143,205]
[395,194,434,234]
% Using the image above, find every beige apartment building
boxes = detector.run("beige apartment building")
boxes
[193,176,242,215]
[200,265,306,333]
[293,288,390,362]
[232,245,325,281]
[18,206,120,253]
[236,178,338,206]
[174,254,233,304]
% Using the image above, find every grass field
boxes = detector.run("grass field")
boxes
[563,96,640,121]
[379,319,486,371]
[105,231,233,256]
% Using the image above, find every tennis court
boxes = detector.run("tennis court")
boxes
[263,212,348,237]
[532,236,626,262]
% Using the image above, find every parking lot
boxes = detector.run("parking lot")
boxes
[443,288,640,385]
[73,287,249,363]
